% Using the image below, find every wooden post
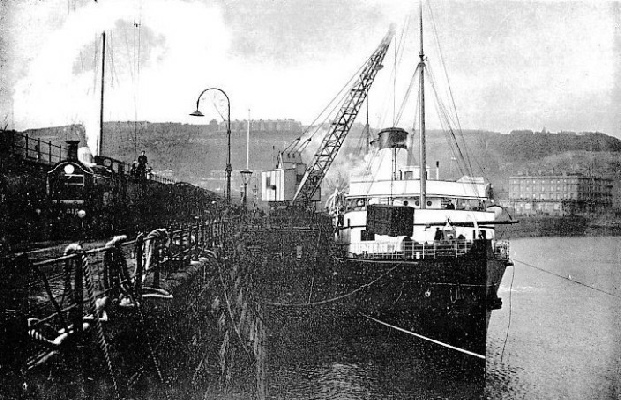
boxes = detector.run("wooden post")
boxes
[48,141,52,163]
[194,222,200,261]
[134,234,144,298]
[152,237,160,288]
[74,252,84,333]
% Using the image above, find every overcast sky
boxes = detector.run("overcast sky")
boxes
[1,0,619,151]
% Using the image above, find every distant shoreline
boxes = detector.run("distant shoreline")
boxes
[496,215,621,239]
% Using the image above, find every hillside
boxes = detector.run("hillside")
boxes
[330,128,621,198]
[21,123,621,201]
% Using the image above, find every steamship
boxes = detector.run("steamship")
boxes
[327,9,512,356]
[329,127,511,355]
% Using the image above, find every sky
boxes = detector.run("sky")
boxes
[0,0,619,153]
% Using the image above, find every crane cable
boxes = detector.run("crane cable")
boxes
[284,51,371,155]
[375,19,410,130]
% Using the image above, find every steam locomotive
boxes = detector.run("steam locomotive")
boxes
[45,141,220,239]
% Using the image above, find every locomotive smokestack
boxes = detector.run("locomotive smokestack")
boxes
[66,141,80,162]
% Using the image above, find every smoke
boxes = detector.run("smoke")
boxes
[299,123,381,195]
[12,0,229,154]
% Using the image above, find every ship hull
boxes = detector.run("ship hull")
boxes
[331,240,507,356]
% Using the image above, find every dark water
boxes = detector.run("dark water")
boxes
[263,315,485,400]
[263,237,621,399]
[20,237,621,399]
[486,237,621,399]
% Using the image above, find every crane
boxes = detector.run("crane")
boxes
[262,25,395,209]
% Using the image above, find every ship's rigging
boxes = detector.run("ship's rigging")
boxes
[349,0,486,203]
[290,25,396,206]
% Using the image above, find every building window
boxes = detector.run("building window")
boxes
[361,230,375,241]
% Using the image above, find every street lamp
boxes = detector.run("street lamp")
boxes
[239,110,252,209]
[240,169,253,209]
[190,87,232,204]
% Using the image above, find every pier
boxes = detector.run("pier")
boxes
[1,214,327,399]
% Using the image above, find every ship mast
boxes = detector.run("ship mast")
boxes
[98,31,106,156]
[418,0,427,208]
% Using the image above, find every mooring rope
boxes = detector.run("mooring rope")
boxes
[513,258,620,298]
[500,264,516,362]
[265,266,398,307]
[31,262,69,332]
[216,262,253,360]
[82,253,120,400]
[133,240,173,400]
[360,313,486,360]
[135,303,172,400]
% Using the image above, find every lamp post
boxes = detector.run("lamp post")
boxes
[190,87,232,204]
[240,169,253,209]
[239,110,252,209]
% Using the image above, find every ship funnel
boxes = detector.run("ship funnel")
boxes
[66,141,80,161]
[377,127,408,149]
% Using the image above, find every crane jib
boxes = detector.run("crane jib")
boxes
[291,25,396,206]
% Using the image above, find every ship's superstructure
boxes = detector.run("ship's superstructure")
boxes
[262,1,511,356]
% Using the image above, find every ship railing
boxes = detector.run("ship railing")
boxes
[341,240,474,260]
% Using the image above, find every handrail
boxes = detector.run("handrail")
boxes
[2,130,66,165]
[12,218,232,330]
[1,129,177,184]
